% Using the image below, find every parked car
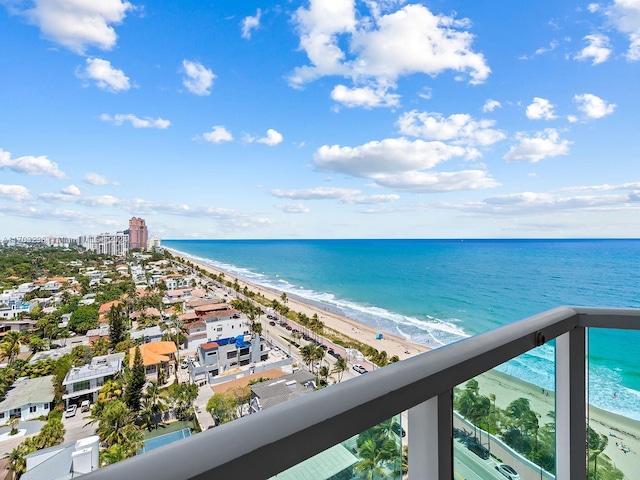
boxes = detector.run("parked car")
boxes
[466,438,490,460]
[285,325,292,330]
[181,360,189,369]
[269,321,276,326]
[80,400,91,412]
[327,348,335,355]
[495,464,521,479]
[64,404,77,418]
[352,364,367,374]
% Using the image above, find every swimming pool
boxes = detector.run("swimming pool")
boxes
[138,428,191,454]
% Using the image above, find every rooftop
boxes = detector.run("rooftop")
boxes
[0,376,55,411]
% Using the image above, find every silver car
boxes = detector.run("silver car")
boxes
[495,463,521,480]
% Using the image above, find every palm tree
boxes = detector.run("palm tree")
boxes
[331,356,348,382]
[100,443,127,466]
[0,331,22,364]
[588,427,609,480]
[300,344,315,372]
[144,380,167,429]
[354,436,399,480]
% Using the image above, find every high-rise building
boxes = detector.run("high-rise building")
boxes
[128,217,148,251]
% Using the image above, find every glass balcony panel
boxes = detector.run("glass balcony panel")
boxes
[269,414,404,480]
[453,344,556,479]
[587,327,640,480]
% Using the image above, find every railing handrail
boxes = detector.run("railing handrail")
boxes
[84,306,640,480]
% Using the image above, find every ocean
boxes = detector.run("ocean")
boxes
[163,239,640,420]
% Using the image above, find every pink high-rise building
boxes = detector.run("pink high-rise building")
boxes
[128,217,148,251]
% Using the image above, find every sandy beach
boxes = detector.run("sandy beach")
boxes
[170,250,431,363]
[478,369,639,476]
[171,249,638,476]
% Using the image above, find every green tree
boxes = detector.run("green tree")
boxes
[28,336,46,354]
[108,303,127,350]
[331,356,348,382]
[68,305,98,333]
[0,331,22,364]
[588,427,609,480]
[124,346,146,411]
[207,392,237,425]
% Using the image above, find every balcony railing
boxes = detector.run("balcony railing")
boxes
[84,306,640,480]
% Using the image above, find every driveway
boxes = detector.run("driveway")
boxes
[0,420,46,457]
[61,407,97,444]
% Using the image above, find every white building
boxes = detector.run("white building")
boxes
[22,436,100,480]
[0,376,55,424]
[62,354,125,407]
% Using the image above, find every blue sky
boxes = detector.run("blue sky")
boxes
[1,0,640,239]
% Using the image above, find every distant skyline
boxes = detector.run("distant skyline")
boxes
[2,0,640,239]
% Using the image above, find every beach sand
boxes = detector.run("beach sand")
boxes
[171,249,638,476]
[478,369,639,476]
[171,251,430,363]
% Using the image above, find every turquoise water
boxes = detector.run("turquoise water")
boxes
[164,239,640,419]
[139,428,191,454]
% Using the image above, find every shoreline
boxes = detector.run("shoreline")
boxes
[479,369,640,475]
[168,249,431,364]
[168,247,638,476]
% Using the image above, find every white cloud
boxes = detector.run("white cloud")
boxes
[199,126,233,144]
[482,99,501,112]
[397,110,505,147]
[575,34,611,65]
[331,84,400,108]
[345,193,400,204]
[503,129,571,163]
[0,147,66,178]
[275,202,310,214]
[0,184,31,202]
[588,3,601,13]
[289,3,489,105]
[372,170,500,193]
[313,137,498,192]
[605,0,640,60]
[558,182,640,192]
[182,60,215,95]
[241,9,261,39]
[525,97,557,120]
[438,190,637,216]
[315,138,466,177]
[573,93,616,119]
[61,185,81,196]
[534,40,559,56]
[83,172,114,185]
[271,187,400,204]
[78,58,130,92]
[271,187,361,200]
[7,0,132,54]
[256,129,283,146]
[100,113,170,129]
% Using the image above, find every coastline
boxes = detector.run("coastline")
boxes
[169,249,431,363]
[169,247,638,475]
[479,369,640,475]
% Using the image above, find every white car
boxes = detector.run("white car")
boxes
[352,364,367,374]
[64,404,77,418]
[495,463,521,480]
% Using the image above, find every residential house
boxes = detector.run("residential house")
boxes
[182,320,206,350]
[22,436,100,480]
[129,341,177,382]
[62,354,125,407]
[190,334,269,385]
[98,300,123,324]
[163,288,192,304]
[130,325,164,343]
[0,376,55,424]
[249,371,316,414]
[201,307,249,341]
[86,326,110,344]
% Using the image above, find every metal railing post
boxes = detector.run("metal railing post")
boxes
[408,390,452,479]
[556,326,586,480]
